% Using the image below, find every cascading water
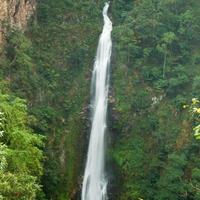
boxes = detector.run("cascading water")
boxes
[81,2,112,200]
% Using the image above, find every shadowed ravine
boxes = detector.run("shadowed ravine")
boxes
[81,2,112,200]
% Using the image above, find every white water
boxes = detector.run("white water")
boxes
[81,2,112,200]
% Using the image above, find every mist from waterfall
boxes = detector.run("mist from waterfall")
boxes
[81,2,112,200]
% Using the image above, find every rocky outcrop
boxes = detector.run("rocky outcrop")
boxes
[0,0,36,42]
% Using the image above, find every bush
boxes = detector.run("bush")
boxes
[131,90,151,112]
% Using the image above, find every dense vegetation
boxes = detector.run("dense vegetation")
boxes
[189,98,200,140]
[0,0,200,199]
[1,1,106,199]
[111,0,200,199]
[0,92,44,199]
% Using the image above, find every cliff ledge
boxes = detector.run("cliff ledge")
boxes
[0,0,36,42]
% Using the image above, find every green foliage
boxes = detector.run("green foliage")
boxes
[193,76,200,96]
[112,136,146,200]
[1,0,200,199]
[191,168,200,200]
[155,153,187,200]
[1,0,107,198]
[0,93,44,199]
[0,172,40,200]
[111,0,200,199]
[131,90,151,112]
[188,98,200,139]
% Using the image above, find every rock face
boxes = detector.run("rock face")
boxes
[0,0,36,42]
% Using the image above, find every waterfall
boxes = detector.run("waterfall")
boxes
[81,2,112,200]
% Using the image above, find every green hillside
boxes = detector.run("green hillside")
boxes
[0,0,200,199]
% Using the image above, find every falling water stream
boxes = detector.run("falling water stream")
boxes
[81,2,112,200]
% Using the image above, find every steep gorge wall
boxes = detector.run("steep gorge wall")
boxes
[0,1,105,199]
[0,0,36,42]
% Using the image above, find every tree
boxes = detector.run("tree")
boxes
[155,154,187,200]
[156,32,177,79]
[188,98,200,139]
[0,93,45,199]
